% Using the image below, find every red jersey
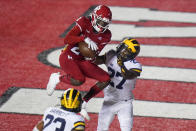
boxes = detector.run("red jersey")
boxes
[63,16,112,60]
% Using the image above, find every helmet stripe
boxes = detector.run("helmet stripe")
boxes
[68,88,74,107]
[123,39,139,53]
[71,91,80,108]
[64,92,68,108]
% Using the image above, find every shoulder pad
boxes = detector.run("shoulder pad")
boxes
[124,59,142,71]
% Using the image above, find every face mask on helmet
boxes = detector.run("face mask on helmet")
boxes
[61,88,83,113]
[117,38,140,64]
[91,5,112,33]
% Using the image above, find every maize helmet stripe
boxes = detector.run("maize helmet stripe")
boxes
[71,91,80,108]
[68,88,74,107]
[123,39,139,53]
[64,89,72,108]
[64,91,68,108]
[61,99,65,106]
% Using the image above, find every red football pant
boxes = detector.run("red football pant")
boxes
[59,51,110,83]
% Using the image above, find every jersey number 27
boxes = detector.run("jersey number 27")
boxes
[108,66,126,89]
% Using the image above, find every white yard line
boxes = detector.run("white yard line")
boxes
[110,6,196,23]
[110,25,196,40]
[0,88,196,120]
[108,6,196,40]
[47,45,196,83]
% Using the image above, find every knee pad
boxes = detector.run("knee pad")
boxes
[70,77,85,86]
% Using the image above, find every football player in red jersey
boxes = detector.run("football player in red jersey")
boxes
[46,5,112,119]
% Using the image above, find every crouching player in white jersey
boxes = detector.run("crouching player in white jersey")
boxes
[33,88,85,131]
[95,38,142,131]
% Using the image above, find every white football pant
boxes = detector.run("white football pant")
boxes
[97,99,133,131]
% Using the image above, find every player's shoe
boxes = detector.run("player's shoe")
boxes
[80,101,90,120]
[47,72,60,96]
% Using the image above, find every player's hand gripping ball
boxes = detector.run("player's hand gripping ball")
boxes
[78,41,97,59]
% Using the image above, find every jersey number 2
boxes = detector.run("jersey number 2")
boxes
[44,114,66,131]
[108,67,126,89]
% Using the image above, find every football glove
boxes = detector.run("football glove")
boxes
[84,37,98,51]
[79,101,90,121]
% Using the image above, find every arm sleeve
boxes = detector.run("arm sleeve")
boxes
[123,60,142,76]
[72,121,85,131]
[64,16,88,45]
[64,24,85,45]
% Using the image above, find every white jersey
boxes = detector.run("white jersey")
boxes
[104,52,142,102]
[42,107,85,131]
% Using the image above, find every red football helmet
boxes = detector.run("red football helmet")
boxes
[91,5,112,33]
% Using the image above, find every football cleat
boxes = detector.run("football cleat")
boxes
[46,72,60,96]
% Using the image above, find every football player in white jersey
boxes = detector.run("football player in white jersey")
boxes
[95,38,142,131]
[33,88,85,131]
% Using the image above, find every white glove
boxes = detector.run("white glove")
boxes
[79,101,90,121]
[84,37,98,51]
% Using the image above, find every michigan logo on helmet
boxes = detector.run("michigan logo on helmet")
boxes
[117,38,140,64]
[91,5,112,33]
[61,88,83,113]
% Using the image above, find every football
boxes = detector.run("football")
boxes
[78,41,97,59]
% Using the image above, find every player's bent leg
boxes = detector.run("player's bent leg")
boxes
[97,101,115,131]
[80,61,110,101]
[70,77,84,86]
[117,100,133,131]
[59,52,85,86]
[79,60,110,82]
[60,74,85,86]
[83,81,109,102]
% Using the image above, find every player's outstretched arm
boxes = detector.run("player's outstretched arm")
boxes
[94,49,116,65]
[93,55,105,65]
[64,25,84,45]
